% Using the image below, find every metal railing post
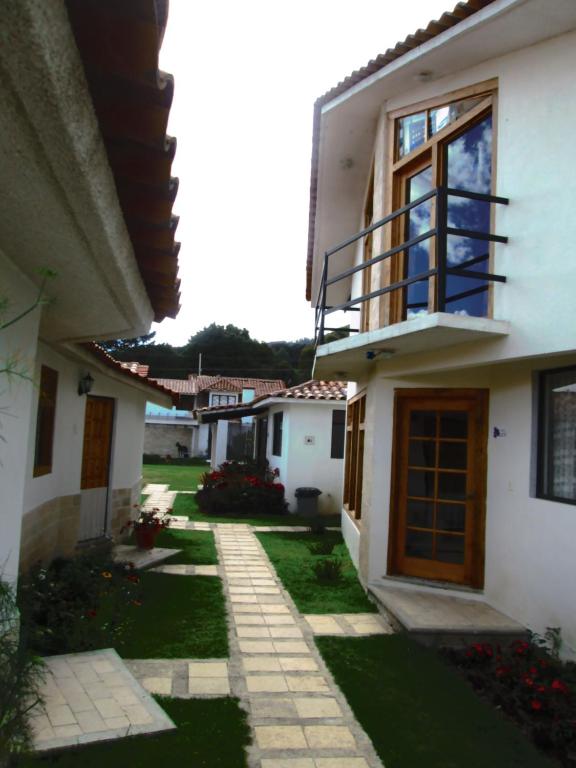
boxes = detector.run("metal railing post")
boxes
[436,186,447,312]
[318,253,328,345]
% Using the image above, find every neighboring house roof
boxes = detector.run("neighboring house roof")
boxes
[153,374,286,397]
[65,0,181,322]
[305,0,497,300]
[196,380,347,422]
[83,343,177,403]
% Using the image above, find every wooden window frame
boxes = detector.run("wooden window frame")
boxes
[33,365,58,477]
[330,409,345,459]
[272,411,283,457]
[343,391,366,522]
[382,79,498,326]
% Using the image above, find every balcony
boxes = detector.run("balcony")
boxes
[313,186,511,379]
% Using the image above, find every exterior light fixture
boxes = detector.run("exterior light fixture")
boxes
[78,372,94,396]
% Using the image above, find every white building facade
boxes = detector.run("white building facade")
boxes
[307,0,576,656]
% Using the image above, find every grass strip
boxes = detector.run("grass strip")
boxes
[18,697,249,767]
[316,635,556,768]
[256,531,376,614]
[155,528,218,565]
[142,463,207,491]
[117,571,228,658]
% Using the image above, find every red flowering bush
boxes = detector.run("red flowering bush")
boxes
[444,636,576,765]
[197,461,287,517]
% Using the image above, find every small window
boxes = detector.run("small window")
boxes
[33,365,58,477]
[272,412,283,456]
[344,393,366,520]
[211,394,237,406]
[538,366,576,503]
[331,409,345,459]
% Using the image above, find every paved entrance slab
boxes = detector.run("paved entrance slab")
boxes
[29,649,175,752]
[215,524,384,768]
[304,614,392,637]
[113,545,180,570]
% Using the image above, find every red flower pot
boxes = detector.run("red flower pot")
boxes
[135,525,159,550]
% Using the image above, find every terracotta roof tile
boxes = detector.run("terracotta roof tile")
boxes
[306,0,498,300]
[154,374,286,397]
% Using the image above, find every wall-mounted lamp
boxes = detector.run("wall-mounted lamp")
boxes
[365,349,395,361]
[78,372,94,396]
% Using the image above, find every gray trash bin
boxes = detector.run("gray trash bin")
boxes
[294,487,322,516]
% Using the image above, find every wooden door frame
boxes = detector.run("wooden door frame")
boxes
[387,388,488,589]
[81,395,115,536]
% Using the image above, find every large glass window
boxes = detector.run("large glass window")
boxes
[331,409,345,459]
[538,367,576,503]
[344,393,366,520]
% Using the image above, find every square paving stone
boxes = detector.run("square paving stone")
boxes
[251,698,298,719]
[263,614,296,626]
[234,614,266,625]
[258,595,285,605]
[237,626,272,638]
[315,760,369,767]
[238,640,276,654]
[269,627,304,639]
[286,676,330,693]
[261,760,315,768]
[304,726,356,750]
[294,698,343,719]
[255,725,307,750]
[233,604,263,614]
[230,586,257,594]
[273,641,310,654]
[231,595,259,604]
[304,616,345,635]
[279,657,319,672]
[254,587,281,594]
[242,657,282,672]
[141,677,172,695]
[188,662,228,677]
[246,675,289,693]
[188,678,230,695]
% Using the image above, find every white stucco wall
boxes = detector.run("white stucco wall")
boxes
[353,356,576,658]
[0,256,41,582]
[24,342,147,516]
[267,402,345,515]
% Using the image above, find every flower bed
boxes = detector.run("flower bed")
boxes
[196,461,287,517]
[443,637,576,766]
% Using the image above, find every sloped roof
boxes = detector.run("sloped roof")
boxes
[65,0,181,321]
[83,343,176,402]
[305,0,498,300]
[153,374,286,396]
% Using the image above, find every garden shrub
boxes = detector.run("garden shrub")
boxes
[312,557,344,583]
[143,454,209,466]
[0,580,44,765]
[196,461,287,517]
[444,636,576,765]
[308,540,336,556]
[18,545,141,656]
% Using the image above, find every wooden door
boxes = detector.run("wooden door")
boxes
[79,396,114,540]
[389,389,488,588]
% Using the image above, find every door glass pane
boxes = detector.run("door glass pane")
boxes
[438,472,466,500]
[407,470,435,498]
[445,115,492,317]
[407,499,434,528]
[405,167,433,318]
[405,529,434,559]
[410,410,436,437]
[408,440,436,468]
[540,367,576,501]
[398,112,426,158]
[436,534,465,563]
[438,441,467,469]
[437,503,466,532]
[440,411,468,438]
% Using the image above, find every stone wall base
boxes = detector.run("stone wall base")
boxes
[20,494,81,573]
[109,480,141,541]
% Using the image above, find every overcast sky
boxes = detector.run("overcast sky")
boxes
[154,0,450,346]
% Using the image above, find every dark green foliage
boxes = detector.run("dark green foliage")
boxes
[142,454,210,467]
[317,635,556,768]
[15,697,250,767]
[308,539,336,556]
[256,532,376,614]
[196,462,288,517]
[99,332,156,354]
[108,323,313,383]
[312,557,343,583]
[0,581,44,763]
[18,546,141,655]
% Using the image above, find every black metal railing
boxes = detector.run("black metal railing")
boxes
[314,186,508,346]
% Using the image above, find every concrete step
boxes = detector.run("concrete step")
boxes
[369,582,528,648]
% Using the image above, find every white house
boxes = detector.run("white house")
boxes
[0,0,180,581]
[146,375,285,458]
[198,381,347,516]
[306,0,576,655]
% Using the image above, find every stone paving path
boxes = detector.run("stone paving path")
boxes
[141,483,177,512]
[216,524,384,768]
[126,659,231,697]
[29,649,175,752]
[304,614,392,637]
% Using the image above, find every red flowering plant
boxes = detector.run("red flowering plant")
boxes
[121,506,171,549]
[443,631,576,764]
[197,460,287,517]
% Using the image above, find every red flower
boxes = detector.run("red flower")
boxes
[523,675,535,687]
[495,666,509,678]
[529,666,538,676]
[126,574,140,583]
[85,609,97,618]
[537,685,547,694]
[530,699,543,711]
[551,679,570,695]
[482,643,494,657]
[131,599,143,607]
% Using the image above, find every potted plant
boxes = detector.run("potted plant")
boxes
[122,507,171,550]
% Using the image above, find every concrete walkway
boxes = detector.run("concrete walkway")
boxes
[216,524,384,768]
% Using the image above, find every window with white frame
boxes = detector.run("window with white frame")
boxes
[210,394,237,407]
[538,366,576,503]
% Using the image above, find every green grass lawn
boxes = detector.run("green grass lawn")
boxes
[142,463,208,491]
[256,531,376,614]
[316,635,556,768]
[155,528,218,565]
[116,571,228,658]
[173,491,340,528]
[18,698,249,767]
